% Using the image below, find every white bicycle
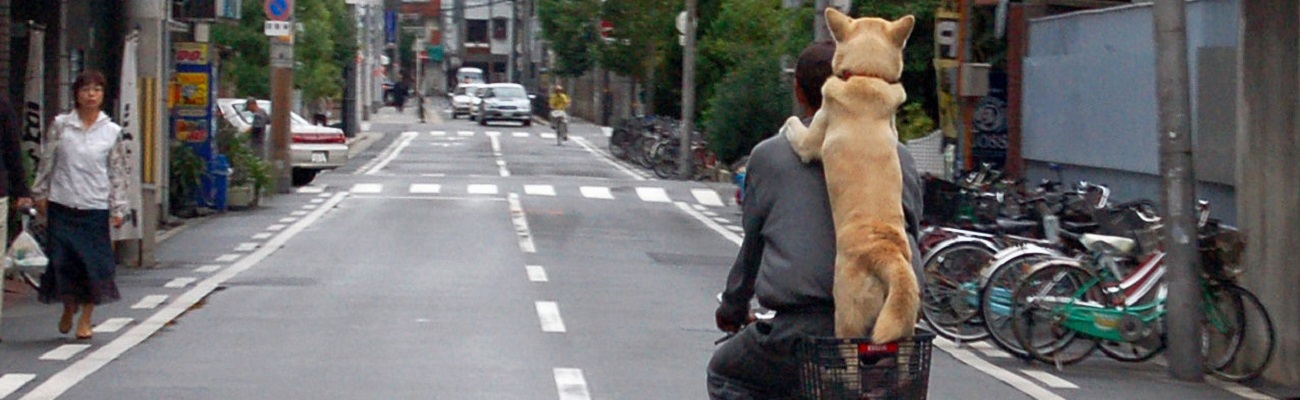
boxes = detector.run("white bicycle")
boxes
[551,110,568,146]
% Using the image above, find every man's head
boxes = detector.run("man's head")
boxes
[245,97,260,112]
[554,84,565,94]
[795,41,836,114]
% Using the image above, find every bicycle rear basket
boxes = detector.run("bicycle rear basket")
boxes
[799,331,935,400]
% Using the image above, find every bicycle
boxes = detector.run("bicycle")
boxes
[551,110,568,146]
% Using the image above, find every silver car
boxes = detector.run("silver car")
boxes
[476,83,533,126]
[450,83,483,119]
[216,98,349,185]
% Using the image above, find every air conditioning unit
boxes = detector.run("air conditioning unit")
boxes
[959,63,991,97]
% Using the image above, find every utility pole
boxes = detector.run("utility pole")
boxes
[1153,0,1202,382]
[507,0,517,82]
[677,0,697,179]
[268,1,296,194]
[813,0,830,42]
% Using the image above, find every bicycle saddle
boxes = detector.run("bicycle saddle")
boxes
[1080,233,1137,255]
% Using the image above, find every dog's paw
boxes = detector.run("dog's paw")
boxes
[782,118,820,163]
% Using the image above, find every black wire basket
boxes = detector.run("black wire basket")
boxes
[798,331,935,400]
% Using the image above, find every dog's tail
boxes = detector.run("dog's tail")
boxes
[869,250,920,344]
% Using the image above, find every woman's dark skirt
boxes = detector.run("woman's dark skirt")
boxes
[37,202,120,305]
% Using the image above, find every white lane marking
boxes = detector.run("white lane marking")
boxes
[431,130,446,136]
[571,136,647,181]
[351,183,383,194]
[0,374,36,398]
[296,185,325,194]
[580,186,614,200]
[195,264,223,273]
[310,198,325,204]
[468,184,499,195]
[674,202,743,246]
[636,187,671,203]
[692,204,707,211]
[535,301,567,333]
[364,131,419,175]
[692,189,725,207]
[291,210,308,216]
[92,318,133,333]
[524,185,556,196]
[39,345,92,361]
[967,341,1013,358]
[526,265,549,282]
[235,242,259,252]
[554,368,591,400]
[457,130,474,137]
[486,131,501,137]
[539,132,557,139]
[20,193,350,400]
[726,225,743,232]
[601,127,613,137]
[318,193,332,197]
[302,204,317,210]
[711,217,730,224]
[508,193,536,253]
[267,224,286,231]
[490,134,503,154]
[1020,370,1079,389]
[215,254,240,262]
[1207,377,1278,400]
[131,295,169,309]
[497,160,511,177]
[702,210,718,217]
[164,277,198,289]
[279,217,298,223]
[410,184,442,194]
[512,131,529,138]
[933,338,1066,400]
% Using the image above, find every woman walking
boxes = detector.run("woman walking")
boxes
[31,70,130,340]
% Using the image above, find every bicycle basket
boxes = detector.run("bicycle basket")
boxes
[1199,221,1245,282]
[799,331,935,400]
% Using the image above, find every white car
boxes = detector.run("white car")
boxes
[476,83,533,126]
[450,83,483,119]
[216,98,349,186]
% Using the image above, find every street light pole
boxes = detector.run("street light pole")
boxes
[1152,0,1203,382]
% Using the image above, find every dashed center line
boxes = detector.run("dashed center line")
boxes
[508,193,536,253]
[526,265,549,282]
[92,318,133,333]
[553,368,591,400]
[131,295,169,310]
[535,301,567,333]
[524,185,556,196]
[39,345,92,361]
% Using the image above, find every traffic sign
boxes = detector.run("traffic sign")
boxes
[264,0,292,21]
[600,20,614,39]
[264,21,293,37]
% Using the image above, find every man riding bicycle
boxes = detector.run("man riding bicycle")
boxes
[549,84,570,144]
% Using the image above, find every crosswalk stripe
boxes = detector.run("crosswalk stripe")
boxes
[636,187,671,203]
[526,265,549,282]
[196,264,223,273]
[40,345,91,361]
[431,130,447,136]
[410,184,442,194]
[512,132,530,138]
[296,185,325,194]
[457,130,474,137]
[524,185,556,196]
[553,368,591,400]
[467,184,499,195]
[0,374,36,398]
[131,295,169,309]
[580,186,613,200]
[486,131,502,136]
[540,132,557,139]
[351,183,383,193]
[692,189,725,207]
[93,317,134,333]
[164,277,198,288]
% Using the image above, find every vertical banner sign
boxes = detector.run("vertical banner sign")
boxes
[934,7,961,140]
[113,32,144,241]
[386,11,398,44]
[971,70,1008,169]
[172,42,218,207]
[22,26,45,184]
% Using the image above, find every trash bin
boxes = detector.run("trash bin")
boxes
[201,155,231,211]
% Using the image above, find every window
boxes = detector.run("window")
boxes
[492,17,508,40]
[467,20,489,43]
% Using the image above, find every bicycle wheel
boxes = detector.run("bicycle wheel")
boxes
[980,253,1056,359]
[609,129,629,159]
[1207,283,1275,382]
[921,243,996,342]
[1012,262,1100,366]
[20,271,41,290]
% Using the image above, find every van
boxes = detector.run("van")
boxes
[455,67,485,86]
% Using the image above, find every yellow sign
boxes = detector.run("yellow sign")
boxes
[175,72,210,108]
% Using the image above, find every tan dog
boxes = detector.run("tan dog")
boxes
[782,9,919,343]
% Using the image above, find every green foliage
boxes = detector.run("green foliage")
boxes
[168,143,206,213]
[596,0,675,82]
[850,0,941,125]
[538,0,601,77]
[702,56,790,164]
[216,120,271,191]
[212,0,355,103]
[897,101,935,142]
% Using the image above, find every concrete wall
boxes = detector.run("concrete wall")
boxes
[1022,0,1241,223]
[1238,0,1300,388]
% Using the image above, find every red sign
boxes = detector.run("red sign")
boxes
[600,20,614,38]
[264,0,293,21]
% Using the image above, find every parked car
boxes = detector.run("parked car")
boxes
[216,98,348,186]
[450,83,484,119]
[475,83,533,126]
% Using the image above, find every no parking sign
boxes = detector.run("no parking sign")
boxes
[265,0,293,21]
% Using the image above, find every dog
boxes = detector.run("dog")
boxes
[782,9,919,344]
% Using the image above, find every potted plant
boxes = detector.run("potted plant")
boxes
[217,120,271,209]
[168,143,206,217]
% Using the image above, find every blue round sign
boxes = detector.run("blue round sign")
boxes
[265,0,292,21]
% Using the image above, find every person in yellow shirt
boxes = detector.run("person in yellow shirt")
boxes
[549,85,570,144]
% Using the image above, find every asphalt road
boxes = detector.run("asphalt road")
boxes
[0,103,1282,399]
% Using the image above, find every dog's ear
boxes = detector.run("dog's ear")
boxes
[889,15,917,48]
[825,8,854,43]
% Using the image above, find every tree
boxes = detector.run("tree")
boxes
[703,55,789,164]
[212,0,355,103]
[538,0,602,77]
[850,0,941,127]
[596,0,675,83]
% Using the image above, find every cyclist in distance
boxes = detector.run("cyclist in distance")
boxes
[549,84,571,142]
[706,41,925,399]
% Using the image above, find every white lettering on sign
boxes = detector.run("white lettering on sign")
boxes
[264,21,293,37]
[936,20,959,60]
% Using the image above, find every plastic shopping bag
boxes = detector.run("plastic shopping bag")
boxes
[5,227,48,272]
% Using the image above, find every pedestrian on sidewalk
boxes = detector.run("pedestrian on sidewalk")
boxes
[31,70,131,340]
[0,93,35,340]
[246,98,269,160]
[705,41,925,398]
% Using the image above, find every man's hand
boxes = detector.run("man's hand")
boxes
[14,197,33,209]
[715,303,752,333]
[111,215,125,228]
